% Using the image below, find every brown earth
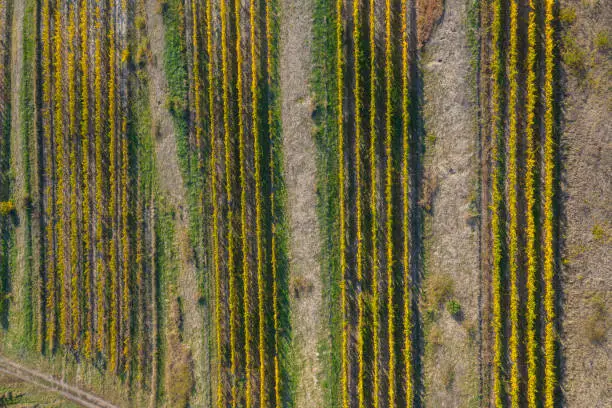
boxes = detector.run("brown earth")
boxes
[417,0,445,48]
[420,0,481,406]
[559,0,611,406]
[279,0,325,407]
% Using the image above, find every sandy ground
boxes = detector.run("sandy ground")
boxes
[420,0,481,406]
[560,0,611,406]
[144,1,208,406]
[279,0,324,407]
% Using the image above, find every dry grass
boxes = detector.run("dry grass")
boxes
[417,0,444,47]
[425,273,454,308]
[584,295,608,345]
[164,300,194,408]
[419,174,438,213]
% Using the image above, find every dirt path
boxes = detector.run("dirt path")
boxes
[143,1,208,406]
[420,0,481,405]
[279,1,324,407]
[0,356,118,408]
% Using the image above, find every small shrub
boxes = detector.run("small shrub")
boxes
[159,0,169,14]
[426,273,454,307]
[592,224,605,241]
[442,364,455,390]
[136,40,150,67]
[0,201,16,217]
[424,308,438,324]
[466,188,480,226]
[446,299,462,318]
[419,174,438,213]
[291,275,314,299]
[121,48,130,65]
[563,37,588,80]
[426,132,437,145]
[135,15,146,31]
[465,320,478,346]
[594,31,610,53]
[559,7,577,25]
[166,96,187,116]
[585,295,608,345]
[427,325,444,354]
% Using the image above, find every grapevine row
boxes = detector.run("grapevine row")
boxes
[384,0,396,405]
[401,0,413,405]
[265,0,283,404]
[20,0,151,392]
[68,2,79,350]
[543,0,557,404]
[184,0,288,404]
[235,0,252,404]
[94,2,105,356]
[220,0,235,404]
[353,0,365,405]
[369,0,380,406]
[335,0,348,407]
[490,0,505,403]
[120,0,130,375]
[480,0,560,404]
[332,0,417,406]
[53,0,67,349]
[208,0,223,405]
[42,0,55,352]
[29,0,291,402]
[249,0,267,404]
[508,0,520,404]
[108,1,118,372]
[524,0,539,404]
[79,0,92,359]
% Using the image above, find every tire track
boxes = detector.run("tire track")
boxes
[0,356,118,408]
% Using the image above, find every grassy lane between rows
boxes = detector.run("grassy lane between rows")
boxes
[312,0,342,406]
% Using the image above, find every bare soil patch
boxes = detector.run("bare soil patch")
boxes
[420,0,481,406]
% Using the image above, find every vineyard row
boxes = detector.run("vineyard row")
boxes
[484,0,560,405]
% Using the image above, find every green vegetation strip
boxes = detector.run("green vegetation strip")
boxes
[312,0,342,406]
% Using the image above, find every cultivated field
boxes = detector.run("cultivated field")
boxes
[0,0,608,407]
